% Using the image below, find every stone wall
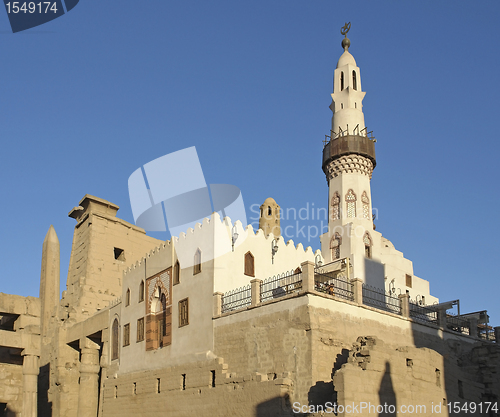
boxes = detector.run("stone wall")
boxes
[101,357,293,417]
[0,362,23,416]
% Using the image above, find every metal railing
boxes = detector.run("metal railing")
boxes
[409,302,438,325]
[260,271,302,303]
[362,284,401,315]
[221,284,251,313]
[315,271,354,302]
[446,313,471,335]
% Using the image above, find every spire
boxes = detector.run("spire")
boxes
[40,225,60,336]
[330,22,367,138]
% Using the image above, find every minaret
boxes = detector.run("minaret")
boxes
[259,197,281,237]
[39,225,60,336]
[321,23,377,263]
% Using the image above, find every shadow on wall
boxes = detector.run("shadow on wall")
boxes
[255,394,296,417]
[0,403,16,417]
[378,362,396,417]
[38,362,53,417]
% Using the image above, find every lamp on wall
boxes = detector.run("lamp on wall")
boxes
[315,254,323,268]
[231,225,238,252]
[271,239,279,264]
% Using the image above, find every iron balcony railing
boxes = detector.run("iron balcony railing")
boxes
[362,284,401,315]
[221,284,251,314]
[260,271,302,303]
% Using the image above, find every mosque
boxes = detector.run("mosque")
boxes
[0,26,498,417]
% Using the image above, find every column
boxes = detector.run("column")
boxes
[398,293,410,318]
[213,292,223,317]
[300,261,316,293]
[78,338,100,417]
[351,279,363,305]
[250,279,262,306]
[22,353,39,417]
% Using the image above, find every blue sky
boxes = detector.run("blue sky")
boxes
[1,1,499,323]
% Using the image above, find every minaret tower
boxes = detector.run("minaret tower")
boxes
[320,23,377,264]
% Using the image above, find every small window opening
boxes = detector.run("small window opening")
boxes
[406,358,413,367]
[181,374,186,390]
[406,274,412,288]
[194,249,202,275]
[435,369,441,387]
[179,298,189,327]
[340,72,344,91]
[244,252,255,277]
[341,103,344,109]
[123,323,130,346]
[174,260,180,285]
[352,70,357,90]
[114,386,117,399]
[133,382,137,395]
[157,378,161,393]
[267,206,272,216]
[125,289,130,307]
[211,370,216,388]
[458,380,464,399]
[139,281,144,302]
[114,247,125,261]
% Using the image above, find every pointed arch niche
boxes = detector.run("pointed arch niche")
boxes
[361,191,370,220]
[331,192,340,221]
[111,318,119,360]
[330,233,342,260]
[345,189,357,218]
[363,232,372,259]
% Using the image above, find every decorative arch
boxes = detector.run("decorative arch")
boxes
[111,318,119,360]
[352,70,357,90]
[331,192,340,221]
[330,233,342,260]
[363,232,372,259]
[125,288,130,307]
[345,189,357,218]
[193,248,202,275]
[361,191,370,220]
[148,280,169,314]
[244,251,255,277]
[139,281,144,303]
[174,260,180,285]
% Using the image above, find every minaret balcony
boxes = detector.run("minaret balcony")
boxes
[322,131,376,173]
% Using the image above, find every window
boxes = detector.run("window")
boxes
[123,323,130,347]
[361,191,370,220]
[174,260,180,285]
[125,288,130,307]
[331,192,340,221]
[363,232,372,259]
[181,374,186,390]
[137,317,145,342]
[193,249,202,275]
[267,206,272,216]
[330,233,341,260]
[179,298,189,327]
[157,378,161,394]
[111,319,119,360]
[340,71,344,91]
[406,274,412,288]
[352,70,357,90]
[345,189,357,218]
[114,247,125,261]
[139,281,144,303]
[244,252,255,277]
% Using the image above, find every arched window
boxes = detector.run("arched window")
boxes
[352,70,357,90]
[331,192,340,221]
[340,72,344,91]
[330,233,342,260]
[125,288,130,307]
[174,260,180,285]
[111,318,119,360]
[193,249,202,275]
[244,252,255,277]
[363,232,372,259]
[139,281,144,303]
[345,189,357,218]
[267,206,272,216]
[361,191,370,220]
